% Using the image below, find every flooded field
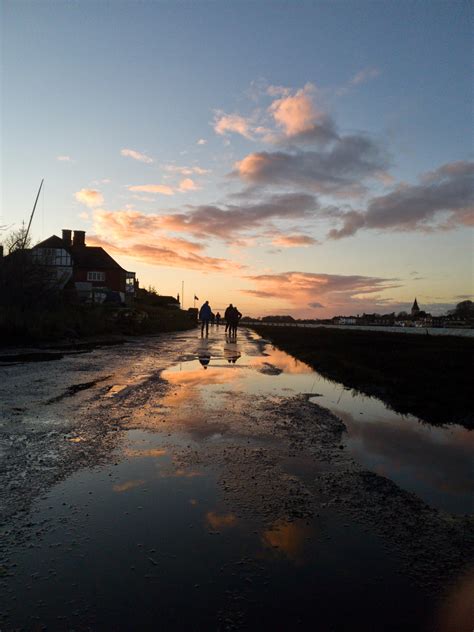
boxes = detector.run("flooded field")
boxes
[0,328,472,631]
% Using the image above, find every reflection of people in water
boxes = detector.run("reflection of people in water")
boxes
[224,342,241,364]
[198,353,211,369]
[199,300,212,336]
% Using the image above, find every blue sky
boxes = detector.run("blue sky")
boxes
[1,1,472,316]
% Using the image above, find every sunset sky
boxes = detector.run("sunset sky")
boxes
[2,1,472,317]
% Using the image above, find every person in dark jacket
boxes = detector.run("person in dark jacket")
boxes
[199,300,212,336]
[224,304,234,333]
[227,305,242,337]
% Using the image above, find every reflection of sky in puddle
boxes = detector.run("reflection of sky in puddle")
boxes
[4,428,433,631]
[162,335,473,514]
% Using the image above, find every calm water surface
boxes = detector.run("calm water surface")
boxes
[164,331,473,514]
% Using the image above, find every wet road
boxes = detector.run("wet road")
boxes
[0,328,473,631]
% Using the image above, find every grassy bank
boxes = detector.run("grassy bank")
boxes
[251,325,474,428]
[0,304,196,347]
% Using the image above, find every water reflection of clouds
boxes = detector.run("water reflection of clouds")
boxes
[162,367,236,389]
[251,347,313,375]
[261,520,313,564]
[206,511,238,530]
[435,568,474,632]
[113,479,146,493]
[337,407,474,509]
[124,448,167,458]
[159,468,202,478]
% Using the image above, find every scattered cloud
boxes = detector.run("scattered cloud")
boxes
[268,83,337,144]
[336,67,381,97]
[350,67,380,86]
[128,183,174,196]
[328,160,474,238]
[213,84,334,145]
[164,164,211,175]
[120,148,153,163]
[266,85,291,97]
[74,188,104,208]
[178,178,199,192]
[235,132,389,197]
[197,138,207,145]
[87,234,241,272]
[92,209,200,246]
[158,193,318,241]
[57,155,72,162]
[271,234,318,247]
[213,111,256,139]
[243,270,400,315]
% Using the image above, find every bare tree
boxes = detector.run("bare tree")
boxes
[3,222,32,254]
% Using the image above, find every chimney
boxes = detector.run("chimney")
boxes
[72,230,86,247]
[62,229,72,247]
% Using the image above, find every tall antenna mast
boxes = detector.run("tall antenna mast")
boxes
[23,178,44,248]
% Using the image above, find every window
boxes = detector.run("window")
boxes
[32,248,71,266]
[87,271,105,282]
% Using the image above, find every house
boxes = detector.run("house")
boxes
[32,229,136,304]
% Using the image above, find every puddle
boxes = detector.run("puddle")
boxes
[160,331,473,514]
[1,328,471,630]
[0,430,435,631]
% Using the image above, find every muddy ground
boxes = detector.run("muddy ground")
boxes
[0,329,472,631]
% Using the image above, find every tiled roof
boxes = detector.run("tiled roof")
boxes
[34,235,126,271]
[34,235,65,249]
[69,246,125,271]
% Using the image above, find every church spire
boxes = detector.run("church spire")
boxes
[411,298,420,316]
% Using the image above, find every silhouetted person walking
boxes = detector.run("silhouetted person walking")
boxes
[215,312,221,326]
[227,305,242,337]
[224,304,234,333]
[199,300,212,336]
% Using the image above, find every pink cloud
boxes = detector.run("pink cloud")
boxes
[74,188,104,208]
[214,112,254,139]
[128,184,174,196]
[235,133,387,197]
[87,235,241,273]
[120,148,153,163]
[271,234,318,247]
[165,164,210,175]
[243,271,401,316]
[178,178,199,192]
[269,83,320,136]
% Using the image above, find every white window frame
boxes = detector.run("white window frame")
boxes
[87,271,105,282]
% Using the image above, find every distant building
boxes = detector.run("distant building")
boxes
[31,229,136,304]
[411,298,421,317]
[334,316,357,325]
